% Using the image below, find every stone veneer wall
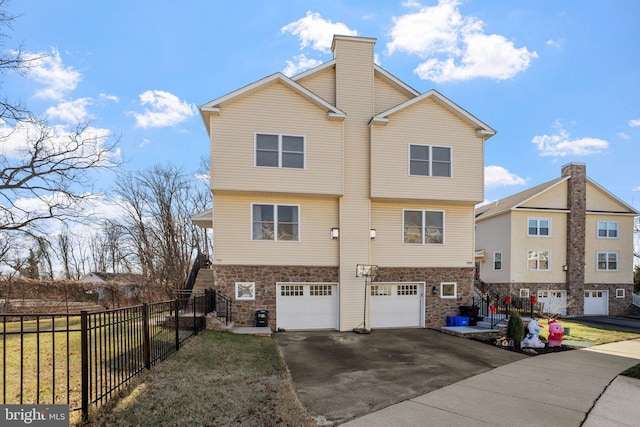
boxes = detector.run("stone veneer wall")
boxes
[213,265,339,328]
[488,282,633,317]
[563,163,587,316]
[213,265,474,329]
[375,267,475,329]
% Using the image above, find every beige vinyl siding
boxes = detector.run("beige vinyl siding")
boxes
[210,81,343,196]
[333,37,376,330]
[371,98,484,203]
[212,193,339,266]
[374,73,413,115]
[371,202,475,268]
[519,182,568,210]
[510,211,567,283]
[585,214,635,284]
[296,66,336,105]
[586,181,631,212]
[475,213,512,283]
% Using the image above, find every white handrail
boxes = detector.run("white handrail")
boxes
[633,292,640,308]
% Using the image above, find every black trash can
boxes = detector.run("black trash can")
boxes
[459,306,479,326]
[255,310,269,327]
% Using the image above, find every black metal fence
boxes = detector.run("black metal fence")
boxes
[1,293,214,424]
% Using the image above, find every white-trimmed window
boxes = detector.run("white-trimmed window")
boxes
[310,285,332,296]
[528,249,550,270]
[371,285,392,296]
[616,288,625,298]
[440,282,457,298]
[280,285,304,296]
[597,221,618,238]
[493,252,502,271]
[409,144,452,177]
[528,218,550,236]
[252,204,299,241]
[597,251,618,271]
[235,282,255,300]
[403,210,444,244]
[255,133,304,168]
[519,288,530,298]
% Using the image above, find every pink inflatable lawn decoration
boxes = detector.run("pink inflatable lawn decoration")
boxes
[547,319,564,347]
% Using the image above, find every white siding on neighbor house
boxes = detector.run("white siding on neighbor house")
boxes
[586,181,632,212]
[509,210,568,284]
[475,213,512,283]
[370,98,484,203]
[519,181,568,210]
[209,81,343,196]
[371,202,475,268]
[585,214,635,284]
[212,193,339,266]
[333,36,376,331]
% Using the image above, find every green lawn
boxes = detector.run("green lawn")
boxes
[536,318,640,346]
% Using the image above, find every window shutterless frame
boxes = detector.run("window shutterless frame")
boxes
[596,221,618,239]
[255,133,305,169]
[251,203,300,242]
[408,144,452,177]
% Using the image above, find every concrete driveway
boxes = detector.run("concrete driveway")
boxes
[274,329,526,425]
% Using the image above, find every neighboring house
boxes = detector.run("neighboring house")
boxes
[197,35,495,331]
[80,272,144,306]
[475,163,638,317]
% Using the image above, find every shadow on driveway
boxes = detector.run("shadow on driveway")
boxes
[274,328,526,425]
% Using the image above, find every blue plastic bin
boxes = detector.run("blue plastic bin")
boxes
[453,316,470,326]
[446,316,455,326]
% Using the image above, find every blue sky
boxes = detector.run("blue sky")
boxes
[3,0,640,211]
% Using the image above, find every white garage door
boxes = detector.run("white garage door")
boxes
[370,284,424,328]
[584,290,609,315]
[276,284,338,330]
[537,290,567,316]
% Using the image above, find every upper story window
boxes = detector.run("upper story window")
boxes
[403,210,444,244]
[596,251,618,271]
[527,249,550,271]
[528,218,550,236]
[493,252,502,271]
[409,144,451,177]
[597,221,618,238]
[252,204,299,241]
[255,133,304,168]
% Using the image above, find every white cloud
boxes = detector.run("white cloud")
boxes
[484,165,527,188]
[283,54,323,77]
[45,97,93,123]
[281,11,357,53]
[629,119,640,127]
[386,0,537,82]
[532,121,608,157]
[139,138,151,148]
[20,48,82,101]
[100,93,119,103]
[546,39,563,48]
[130,90,197,128]
[633,186,640,192]
[617,132,631,140]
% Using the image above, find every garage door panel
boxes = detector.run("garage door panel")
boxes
[371,284,423,328]
[277,284,337,330]
[584,290,608,315]
[537,290,567,316]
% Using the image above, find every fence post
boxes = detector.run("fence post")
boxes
[175,299,180,351]
[80,311,89,424]
[193,295,198,335]
[142,303,150,370]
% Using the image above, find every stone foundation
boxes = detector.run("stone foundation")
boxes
[375,267,475,329]
[212,265,474,330]
[488,282,633,317]
[213,265,339,329]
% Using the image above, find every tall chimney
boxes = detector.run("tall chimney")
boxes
[562,163,586,316]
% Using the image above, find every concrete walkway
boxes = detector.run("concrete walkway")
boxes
[342,339,640,426]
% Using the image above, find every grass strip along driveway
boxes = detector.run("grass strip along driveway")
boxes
[90,331,314,427]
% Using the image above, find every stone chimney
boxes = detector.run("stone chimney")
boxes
[562,163,586,315]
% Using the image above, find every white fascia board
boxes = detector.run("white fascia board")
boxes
[586,177,640,215]
[513,177,570,210]
[372,89,496,136]
[373,64,421,97]
[291,59,336,82]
